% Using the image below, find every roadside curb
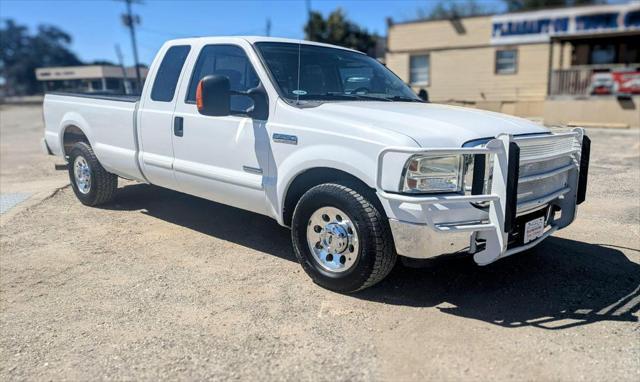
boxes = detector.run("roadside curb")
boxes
[0,183,70,227]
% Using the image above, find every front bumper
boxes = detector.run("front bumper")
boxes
[389,218,472,258]
[388,210,559,261]
[377,129,590,265]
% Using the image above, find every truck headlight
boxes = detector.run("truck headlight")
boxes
[463,154,493,195]
[401,155,465,193]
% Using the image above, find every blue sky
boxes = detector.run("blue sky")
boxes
[1,0,510,65]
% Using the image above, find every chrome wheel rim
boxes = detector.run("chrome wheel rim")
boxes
[73,156,91,194]
[306,206,359,273]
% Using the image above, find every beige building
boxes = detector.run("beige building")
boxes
[386,2,640,128]
[35,65,149,95]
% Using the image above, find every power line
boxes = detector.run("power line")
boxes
[138,26,190,39]
[138,26,264,39]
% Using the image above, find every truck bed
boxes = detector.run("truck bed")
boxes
[43,92,145,182]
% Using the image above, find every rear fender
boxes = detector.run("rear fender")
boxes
[58,111,93,156]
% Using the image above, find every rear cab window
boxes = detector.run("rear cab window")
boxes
[150,45,191,102]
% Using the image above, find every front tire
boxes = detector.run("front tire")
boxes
[67,142,117,206]
[291,182,396,293]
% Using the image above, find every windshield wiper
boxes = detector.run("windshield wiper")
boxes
[383,95,424,103]
[306,92,392,102]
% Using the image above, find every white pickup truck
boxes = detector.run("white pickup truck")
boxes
[42,37,590,292]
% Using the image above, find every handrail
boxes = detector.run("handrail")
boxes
[376,191,499,205]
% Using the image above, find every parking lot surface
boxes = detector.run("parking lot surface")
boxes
[1,105,638,381]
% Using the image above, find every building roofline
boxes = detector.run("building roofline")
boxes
[389,1,640,28]
[390,12,491,27]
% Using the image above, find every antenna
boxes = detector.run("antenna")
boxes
[266,18,271,37]
[296,43,301,105]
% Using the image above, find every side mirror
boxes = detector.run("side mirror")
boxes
[418,88,429,102]
[196,75,231,116]
[246,85,269,120]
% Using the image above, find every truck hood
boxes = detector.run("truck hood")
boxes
[305,101,549,147]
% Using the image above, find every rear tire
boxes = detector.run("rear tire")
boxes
[67,142,117,206]
[291,182,396,293]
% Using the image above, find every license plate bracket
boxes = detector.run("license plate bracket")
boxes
[524,216,545,244]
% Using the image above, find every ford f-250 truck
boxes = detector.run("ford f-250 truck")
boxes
[42,37,590,293]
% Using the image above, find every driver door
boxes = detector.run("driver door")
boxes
[171,43,270,215]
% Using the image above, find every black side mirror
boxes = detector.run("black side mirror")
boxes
[197,75,231,116]
[246,84,269,120]
[418,88,429,102]
[197,74,269,119]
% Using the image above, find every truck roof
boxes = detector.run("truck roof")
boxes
[164,36,364,54]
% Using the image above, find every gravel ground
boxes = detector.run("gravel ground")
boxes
[0,105,638,381]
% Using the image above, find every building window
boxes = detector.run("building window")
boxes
[590,44,616,65]
[496,49,517,74]
[409,55,430,85]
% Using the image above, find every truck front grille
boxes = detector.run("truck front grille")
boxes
[513,133,581,214]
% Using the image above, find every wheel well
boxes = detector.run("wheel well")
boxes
[282,167,384,227]
[62,125,89,156]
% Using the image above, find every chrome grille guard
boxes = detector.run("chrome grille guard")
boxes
[376,128,590,265]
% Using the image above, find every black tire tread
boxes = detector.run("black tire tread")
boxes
[69,142,117,206]
[292,182,396,292]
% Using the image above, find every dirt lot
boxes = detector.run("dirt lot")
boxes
[1,104,639,381]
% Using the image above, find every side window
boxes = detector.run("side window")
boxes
[409,55,430,86]
[495,49,518,74]
[186,45,260,112]
[150,45,191,102]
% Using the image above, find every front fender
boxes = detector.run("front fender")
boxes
[273,144,378,225]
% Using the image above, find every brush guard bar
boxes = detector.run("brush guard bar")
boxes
[376,128,590,265]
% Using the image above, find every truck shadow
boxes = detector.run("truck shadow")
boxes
[103,183,295,263]
[105,183,639,330]
[360,239,640,330]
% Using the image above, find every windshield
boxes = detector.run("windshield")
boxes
[254,42,422,103]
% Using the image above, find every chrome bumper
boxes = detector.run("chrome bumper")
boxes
[389,219,471,258]
[378,129,590,265]
[388,218,559,260]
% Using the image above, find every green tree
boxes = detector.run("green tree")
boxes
[418,0,494,20]
[0,19,82,95]
[90,60,116,66]
[304,8,378,56]
[503,0,604,12]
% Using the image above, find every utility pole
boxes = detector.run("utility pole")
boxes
[114,44,130,94]
[118,0,143,93]
[266,18,271,37]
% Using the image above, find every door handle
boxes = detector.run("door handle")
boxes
[174,116,184,137]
